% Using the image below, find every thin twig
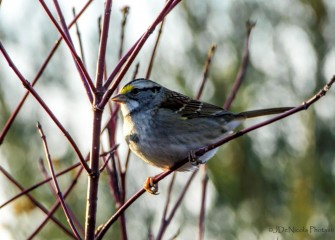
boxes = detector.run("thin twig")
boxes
[95,76,335,240]
[119,6,130,59]
[50,0,93,95]
[162,173,176,221]
[99,152,111,175]
[28,167,85,239]
[38,158,56,193]
[100,144,119,157]
[52,0,74,44]
[97,16,109,82]
[102,104,120,133]
[223,20,255,110]
[0,0,93,145]
[156,172,197,240]
[120,147,131,204]
[0,156,88,209]
[94,0,112,90]
[72,7,86,68]
[0,166,76,239]
[146,18,165,79]
[197,166,208,240]
[111,146,131,240]
[38,0,95,101]
[111,155,122,202]
[123,148,132,175]
[156,172,176,239]
[196,44,217,100]
[95,187,146,240]
[105,143,128,240]
[105,155,129,240]
[37,122,82,239]
[38,158,84,235]
[114,155,128,240]
[0,42,91,174]
[132,62,140,80]
[103,38,140,88]
[164,172,197,228]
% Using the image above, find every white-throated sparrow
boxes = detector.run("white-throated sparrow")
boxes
[112,78,292,193]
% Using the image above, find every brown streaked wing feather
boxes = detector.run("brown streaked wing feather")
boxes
[160,90,227,118]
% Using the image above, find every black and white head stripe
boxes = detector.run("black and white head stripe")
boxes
[120,78,162,95]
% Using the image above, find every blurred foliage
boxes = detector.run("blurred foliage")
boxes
[1,0,335,239]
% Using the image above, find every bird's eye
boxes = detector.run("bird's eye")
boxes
[150,87,160,94]
[131,88,140,95]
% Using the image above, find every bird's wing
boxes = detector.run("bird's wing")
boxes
[160,90,234,119]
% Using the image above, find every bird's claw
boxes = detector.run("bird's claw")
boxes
[144,177,159,195]
[188,150,202,166]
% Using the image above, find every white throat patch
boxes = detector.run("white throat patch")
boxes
[120,100,139,116]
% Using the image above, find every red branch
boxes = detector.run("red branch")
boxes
[38,0,95,101]
[0,0,93,145]
[0,42,91,174]
[223,21,255,110]
[37,122,82,239]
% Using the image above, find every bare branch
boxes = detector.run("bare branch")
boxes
[38,0,95,101]
[95,0,112,90]
[119,6,130,59]
[72,7,87,67]
[161,173,176,223]
[196,44,217,100]
[0,0,93,145]
[146,18,165,79]
[197,166,208,240]
[95,187,146,240]
[38,158,84,235]
[38,158,56,193]
[156,172,196,240]
[0,157,88,209]
[132,62,140,80]
[223,20,255,110]
[164,172,196,231]
[37,122,82,239]
[0,42,91,174]
[28,167,85,239]
[0,166,76,238]
[99,144,119,157]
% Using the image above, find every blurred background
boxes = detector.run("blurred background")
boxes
[1,0,335,239]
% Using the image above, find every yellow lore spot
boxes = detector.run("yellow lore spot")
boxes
[120,84,134,94]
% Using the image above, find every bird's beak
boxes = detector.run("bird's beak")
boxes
[111,93,127,103]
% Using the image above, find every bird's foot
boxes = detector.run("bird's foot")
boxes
[144,177,159,195]
[188,150,202,166]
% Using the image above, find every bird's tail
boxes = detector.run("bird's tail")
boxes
[237,107,293,119]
